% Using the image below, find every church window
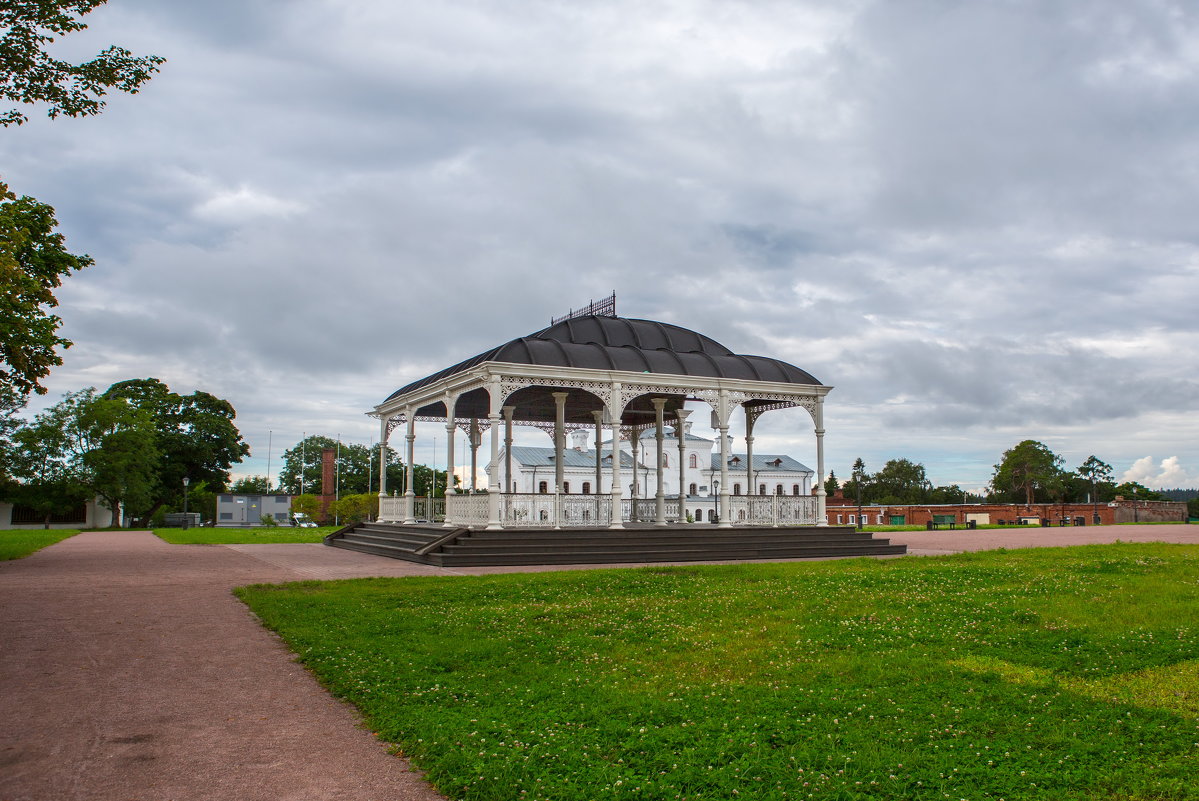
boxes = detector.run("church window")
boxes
[775,484,784,495]
[538,481,548,494]
[582,481,591,494]
[758,484,766,495]
[733,483,741,496]
[688,482,697,496]
[562,481,570,494]
[662,452,669,467]
[689,453,698,468]
[792,484,800,496]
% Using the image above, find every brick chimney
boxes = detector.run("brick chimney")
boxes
[319,447,336,523]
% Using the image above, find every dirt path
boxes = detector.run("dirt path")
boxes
[0,532,446,801]
[2,525,1196,800]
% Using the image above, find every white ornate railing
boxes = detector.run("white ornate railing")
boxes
[445,494,490,526]
[725,495,818,525]
[413,497,445,522]
[501,493,559,527]
[376,494,814,528]
[378,496,404,522]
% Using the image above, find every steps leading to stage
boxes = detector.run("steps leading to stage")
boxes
[324,522,906,566]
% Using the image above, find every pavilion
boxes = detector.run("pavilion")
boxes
[368,305,832,530]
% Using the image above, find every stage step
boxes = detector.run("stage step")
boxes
[324,522,906,566]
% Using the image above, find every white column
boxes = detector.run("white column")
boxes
[592,409,604,495]
[552,393,567,492]
[487,381,504,530]
[469,419,481,493]
[629,433,639,522]
[552,392,567,529]
[608,383,623,529]
[378,416,389,496]
[717,390,732,529]
[675,408,691,522]
[744,406,755,500]
[503,405,515,493]
[652,398,667,526]
[404,412,416,525]
[815,396,827,527]
[443,417,456,527]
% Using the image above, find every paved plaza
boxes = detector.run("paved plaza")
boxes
[1,525,1196,800]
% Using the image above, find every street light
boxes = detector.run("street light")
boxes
[182,476,190,529]
[713,480,720,524]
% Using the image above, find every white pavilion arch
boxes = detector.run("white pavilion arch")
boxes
[369,313,831,530]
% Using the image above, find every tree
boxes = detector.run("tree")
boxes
[1,0,165,127]
[0,183,93,396]
[229,475,271,494]
[991,440,1064,506]
[1076,456,1114,503]
[329,493,378,524]
[1112,481,1162,501]
[76,391,158,520]
[823,470,839,494]
[279,434,456,498]
[101,378,249,519]
[850,458,866,527]
[4,391,88,526]
[6,387,158,525]
[870,458,929,505]
[290,493,320,519]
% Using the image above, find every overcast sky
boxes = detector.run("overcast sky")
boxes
[5,0,1197,492]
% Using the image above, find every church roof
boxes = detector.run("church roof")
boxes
[387,315,820,402]
[509,446,640,469]
[713,454,813,473]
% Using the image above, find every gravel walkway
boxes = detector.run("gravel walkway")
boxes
[1,524,1195,800]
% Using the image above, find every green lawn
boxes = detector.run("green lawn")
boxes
[0,529,79,559]
[237,544,1199,801]
[154,527,339,544]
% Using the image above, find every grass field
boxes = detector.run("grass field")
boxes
[154,527,339,544]
[238,543,1199,800]
[0,529,79,559]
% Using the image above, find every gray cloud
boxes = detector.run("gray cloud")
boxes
[5,0,1198,487]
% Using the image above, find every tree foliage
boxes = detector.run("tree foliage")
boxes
[991,440,1064,505]
[0,183,92,396]
[5,386,158,523]
[1076,455,1115,503]
[4,388,87,525]
[1112,481,1163,501]
[0,0,165,127]
[102,378,249,518]
[329,493,378,524]
[290,493,320,518]
[823,470,838,494]
[229,475,271,494]
[278,434,455,497]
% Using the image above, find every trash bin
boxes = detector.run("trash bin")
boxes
[1041,518,1050,527]
[1074,516,1085,526]
[925,520,934,530]
[966,520,977,530]
[1093,514,1102,525]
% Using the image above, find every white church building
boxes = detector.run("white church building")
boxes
[489,421,814,524]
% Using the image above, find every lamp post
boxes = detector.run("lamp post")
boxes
[182,477,190,529]
[713,480,720,524]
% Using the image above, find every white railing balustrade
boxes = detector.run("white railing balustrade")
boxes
[725,495,818,526]
[413,497,445,522]
[378,496,404,522]
[445,494,490,527]
[374,493,815,528]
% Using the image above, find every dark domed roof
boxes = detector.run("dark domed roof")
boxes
[388,316,819,402]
